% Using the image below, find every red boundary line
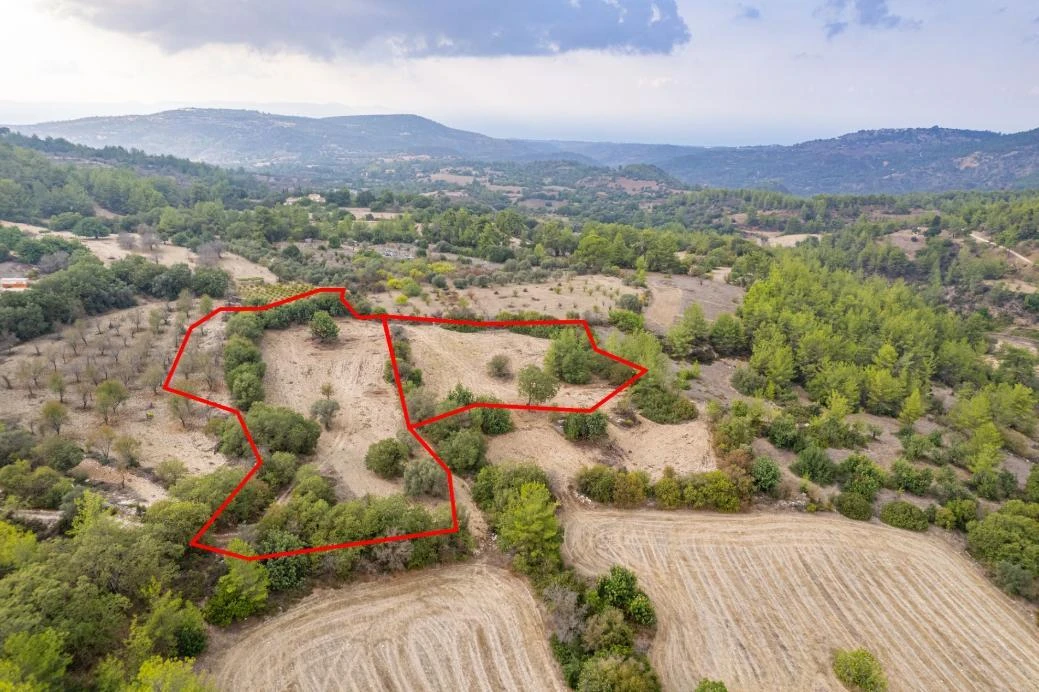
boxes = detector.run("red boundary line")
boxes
[163,287,647,561]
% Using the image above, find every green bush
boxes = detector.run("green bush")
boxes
[835,492,873,521]
[890,459,933,496]
[608,309,644,333]
[632,382,698,424]
[682,471,745,512]
[438,429,486,473]
[837,454,885,501]
[402,458,448,498]
[750,457,781,494]
[470,401,514,435]
[832,648,887,692]
[879,500,929,531]
[244,403,321,455]
[576,465,618,504]
[695,681,729,692]
[364,438,409,478]
[563,412,609,442]
[791,446,836,485]
[767,414,803,450]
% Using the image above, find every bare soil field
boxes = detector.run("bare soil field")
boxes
[644,273,745,332]
[400,324,618,409]
[562,508,1039,692]
[7,222,277,283]
[342,207,402,220]
[260,320,406,500]
[202,563,565,692]
[486,410,714,487]
[369,276,629,320]
[883,228,929,260]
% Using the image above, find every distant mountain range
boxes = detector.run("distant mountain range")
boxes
[11,108,1039,194]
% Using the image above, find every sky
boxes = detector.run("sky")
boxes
[0,0,1037,145]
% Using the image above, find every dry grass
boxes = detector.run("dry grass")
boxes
[201,563,565,692]
[563,508,1039,691]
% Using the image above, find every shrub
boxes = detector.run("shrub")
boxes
[438,429,486,473]
[613,471,649,508]
[581,607,634,654]
[487,354,512,379]
[750,457,781,494]
[879,500,929,531]
[563,412,609,441]
[696,681,729,692]
[835,492,873,521]
[403,458,448,498]
[890,459,933,496]
[470,401,514,435]
[364,438,409,478]
[608,309,644,333]
[767,414,802,450]
[576,465,617,503]
[632,383,698,424]
[838,454,885,501]
[832,648,887,692]
[683,471,745,512]
[791,446,836,485]
[309,310,339,342]
[731,366,767,396]
[244,403,321,455]
[653,470,683,509]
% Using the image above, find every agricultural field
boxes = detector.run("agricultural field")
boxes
[563,508,1039,692]
[202,563,565,692]
[9,222,278,283]
[643,272,744,331]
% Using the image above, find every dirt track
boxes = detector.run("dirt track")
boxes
[202,563,565,692]
[562,508,1039,691]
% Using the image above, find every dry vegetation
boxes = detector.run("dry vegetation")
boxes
[563,508,1039,691]
[202,563,565,692]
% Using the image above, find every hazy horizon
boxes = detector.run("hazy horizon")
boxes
[3,1,1037,147]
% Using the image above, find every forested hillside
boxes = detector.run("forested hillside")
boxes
[13,110,1039,193]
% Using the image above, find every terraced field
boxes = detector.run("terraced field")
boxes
[563,509,1039,691]
[203,564,565,691]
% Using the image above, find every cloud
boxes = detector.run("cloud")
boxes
[738,4,761,20]
[819,0,919,37]
[47,0,691,58]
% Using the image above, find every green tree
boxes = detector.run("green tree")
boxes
[0,628,70,691]
[497,482,562,575]
[577,655,660,692]
[709,314,746,357]
[257,530,309,591]
[439,429,486,473]
[309,310,339,342]
[879,501,929,531]
[667,304,710,359]
[230,368,265,411]
[518,364,559,405]
[309,398,341,430]
[204,539,269,625]
[898,388,925,429]
[94,379,129,423]
[127,656,216,692]
[364,438,409,478]
[39,400,68,434]
[545,329,594,384]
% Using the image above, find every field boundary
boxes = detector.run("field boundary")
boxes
[163,287,647,561]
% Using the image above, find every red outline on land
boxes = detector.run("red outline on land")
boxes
[163,287,647,561]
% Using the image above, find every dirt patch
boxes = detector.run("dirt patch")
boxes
[883,229,929,260]
[643,273,745,332]
[563,508,1039,691]
[401,324,617,409]
[201,563,565,692]
[486,411,714,488]
[72,458,167,504]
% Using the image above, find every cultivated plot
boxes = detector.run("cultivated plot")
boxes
[202,563,567,692]
[563,509,1039,691]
